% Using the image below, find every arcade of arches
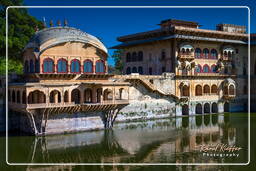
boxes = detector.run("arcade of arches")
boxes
[8,86,129,106]
[182,102,220,115]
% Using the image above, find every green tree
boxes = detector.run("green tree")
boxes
[0,0,43,75]
[111,49,124,74]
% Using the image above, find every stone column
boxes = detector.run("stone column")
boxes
[46,88,49,104]
[54,91,58,103]
[92,88,97,103]
[80,88,84,104]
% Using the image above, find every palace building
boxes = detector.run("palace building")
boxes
[112,19,249,115]
[8,24,131,135]
[7,19,251,135]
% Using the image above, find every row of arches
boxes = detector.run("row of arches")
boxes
[194,48,218,59]
[195,85,218,96]
[43,58,106,74]
[195,64,218,73]
[9,87,126,105]
[223,84,235,96]
[181,102,230,115]
[126,51,143,62]
[195,103,218,114]
[180,83,235,97]
[25,58,106,74]
[24,59,40,73]
[126,66,143,74]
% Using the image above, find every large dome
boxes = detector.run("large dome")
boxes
[25,26,108,54]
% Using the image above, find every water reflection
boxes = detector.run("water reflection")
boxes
[7,113,248,167]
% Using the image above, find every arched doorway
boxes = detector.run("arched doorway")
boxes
[16,91,20,103]
[28,90,46,104]
[224,102,230,112]
[50,90,61,103]
[229,85,235,95]
[211,85,218,94]
[22,90,26,104]
[12,90,15,103]
[211,102,218,113]
[64,91,69,102]
[195,85,202,96]
[84,88,92,103]
[195,104,202,114]
[118,88,124,100]
[96,88,103,103]
[203,85,210,95]
[204,103,210,114]
[182,104,189,115]
[71,89,80,104]
[181,85,189,97]
[103,89,113,101]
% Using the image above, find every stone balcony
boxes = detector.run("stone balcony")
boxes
[222,94,235,100]
[221,55,233,61]
[177,53,194,60]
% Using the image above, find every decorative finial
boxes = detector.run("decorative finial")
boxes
[57,20,61,26]
[64,19,68,26]
[43,17,47,28]
[49,20,53,27]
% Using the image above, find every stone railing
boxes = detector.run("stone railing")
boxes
[223,94,235,99]
[9,100,129,110]
[178,53,194,59]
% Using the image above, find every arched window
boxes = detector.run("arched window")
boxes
[35,59,40,73]
[195,85,202,96]
[70,59,80,73]
[195,65,202,73]
[29,59,34,73]
[211,85,218,94]
[71,89,80,104]
[195,48,201,58]
[181,48,185,54]
[12,90,15,103]
[83,60,93,73]
[161,50,166,60]
[210,49,218,59]
[22,91,26,104]
[203,85,210,94]
[126,53,131,62]
[138,66,143,74]
[229,85,235,95]
[181,85,189,97]
[95,60,105,73]
[24,60,29,73]
[126,67,131,74]
[132,67,137,73]
[43,58,54,73]
[57,58,67,73]
[211,65,217,73]
[132,52,137,62]
[138,51,143,61]
[64,91,69,102]
[50,90,61,103]
[203,65,210,73]
[17,91,20,103]
[203,48,209,59]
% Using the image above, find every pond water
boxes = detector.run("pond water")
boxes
[1,112,254,170]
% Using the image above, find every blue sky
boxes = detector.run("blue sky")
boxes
[22,0,254,66]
